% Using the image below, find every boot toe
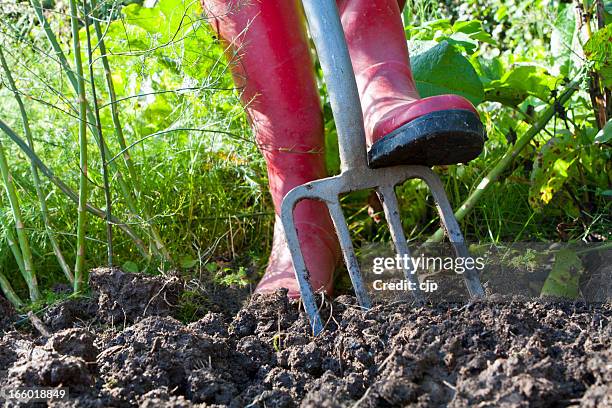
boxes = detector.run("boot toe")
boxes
[255,221,338,298]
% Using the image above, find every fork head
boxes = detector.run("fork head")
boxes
[281,165,484,335]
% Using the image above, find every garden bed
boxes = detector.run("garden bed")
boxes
[0,268,610,407]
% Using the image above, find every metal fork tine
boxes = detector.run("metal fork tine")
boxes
[377,185,424,303]
[280,197,324,335]
[326,201,372,309]
[419,170,485,298]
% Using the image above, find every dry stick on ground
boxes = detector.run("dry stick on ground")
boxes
[68,0,89,293]
[0,120,150,257]
[29,0,166,263]
[90,0,172,262]
[0,139,39,301]
[84,1,113,267]
[0,47,74,284]
[27,311,51,337]
[427,80,580,243]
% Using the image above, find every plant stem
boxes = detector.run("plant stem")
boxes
[0,215,25,274]
[0,271,24,309]
[427,80,580,243]
[0,139,39,301]
[68,0,88,293]
[0,119,150,258]
[0,47,74,284]
[30,0,171,263]
[84,0,113,267]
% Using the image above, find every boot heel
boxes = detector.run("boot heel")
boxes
[367,109,485,168]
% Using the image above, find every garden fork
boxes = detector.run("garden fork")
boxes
[281,0,485,335]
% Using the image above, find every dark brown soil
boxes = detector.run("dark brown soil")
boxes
[0,269,610,407]
[0,295,16,332]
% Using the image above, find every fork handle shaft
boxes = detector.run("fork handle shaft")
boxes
[301,0,368,172]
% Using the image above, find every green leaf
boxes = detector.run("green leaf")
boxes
[452,20,497,46]
[485,65,556,106]
[122,261,139,274]
[452,20,482,34]
[470,55,504,86]
[594,119,612,144]
[584,24,612,87]
[411,41,484,106]
[529,131,579,210]
[122,4,164,34]
[540,249,581,299]
[179,255,198,268]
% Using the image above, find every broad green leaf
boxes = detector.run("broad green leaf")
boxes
[179,255,198,268]
[423,19,452,31]
[122,4,164,34]
[438,32,478,54]
[540,249,581,299]
[411,41,484,105]
[584,24,612,87]
[594,119,612,144]
[122,261,139,274]
[452,20,497,46]
[452,20,482,34]
[485,65,556,106]
[470,55,504,86]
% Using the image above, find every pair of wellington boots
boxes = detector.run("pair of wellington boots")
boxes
[203,0,484,297]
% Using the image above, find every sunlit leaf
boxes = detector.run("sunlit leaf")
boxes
[584,24,612,87]
[411,41,484,105]
[594,119,612,144]
[485,65,556,106]
[529,131,579,210]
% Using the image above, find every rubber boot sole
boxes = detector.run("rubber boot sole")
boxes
[367,109,485,168]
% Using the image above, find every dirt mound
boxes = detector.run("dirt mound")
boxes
[101,295,610,407]
[43,298,98,332]
[97,316,240,405]
[0,286,610,407]
[88,267,183,325]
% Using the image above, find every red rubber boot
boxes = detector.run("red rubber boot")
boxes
[203,0,340,297]
[338,0,485,168]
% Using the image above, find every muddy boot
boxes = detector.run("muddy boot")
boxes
[337,0,485,167]
[203,0,340,297]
